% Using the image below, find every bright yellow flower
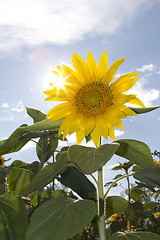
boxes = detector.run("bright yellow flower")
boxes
[110,213,119,222]
[154,212,160,217]
[154,159,160,166]
[0,155,5,167]
[44,51,145,147]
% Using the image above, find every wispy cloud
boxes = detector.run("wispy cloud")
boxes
[1,103,10,108]
[0,100,25,122]
[0,0,158,57]
[11,101,25,112]
[136,64,156,72]
[128,78,160,107]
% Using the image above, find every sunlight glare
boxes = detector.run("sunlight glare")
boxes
[44,71,67,92]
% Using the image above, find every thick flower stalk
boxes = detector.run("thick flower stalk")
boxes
[44,50,145,147]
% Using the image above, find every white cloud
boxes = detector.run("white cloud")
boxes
[0,0,158,57]
[136,64,156,72]
[11,100,25,112]
[114,130,124,137]
[127,78,160,107]
[1,103,9,108]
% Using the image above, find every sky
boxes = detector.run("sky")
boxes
[0,0,160,192]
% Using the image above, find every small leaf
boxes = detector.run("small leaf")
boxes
[58,167,96,199]
[26,197,97,240]
[125,202,143,225]
[144,202,160,210]
[0,192,27,240]
[130,106,160,114]
[68,143,119,174]
[106,196,128,218]
[20,119,63,132]
[134,166,160,188]
[109,231,160,240]
[22,161,74,195]
[130,188,143,201]
[115,139,154,167]
[26,107,46,123]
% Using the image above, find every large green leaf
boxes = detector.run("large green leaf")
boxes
[0,125,30,155]
[58,167,97,199]
[26,107,46,123]
[106,196,128,218]
[109,231,160,240]
[0,192,27,240]
[115,139,154,167]
[130,106,160,114]
[20,118,63,132]
[8,160,40,194]
[26,197,97,240]
[22,161,74,195]
[134,166,160,187]
[68,143,119,174]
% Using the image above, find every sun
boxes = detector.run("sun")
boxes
[44,71,66,92]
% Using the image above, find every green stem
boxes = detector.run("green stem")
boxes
[126,170,131,231]
[104,173,134,199]
[91,174,98,185]
[97,167,106,240]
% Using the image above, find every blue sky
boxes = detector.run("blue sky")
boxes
[0,0,160,188]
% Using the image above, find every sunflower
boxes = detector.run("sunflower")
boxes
[44,51,144,147]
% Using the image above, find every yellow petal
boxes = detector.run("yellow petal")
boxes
[108,124,115,140]
[76,128,85,145]
[81,116,96,135]
[72,53,89,82]
[87,50,97,79]
[95,115,109,140]
[97,50,108,80]
[111,75,139,93]
[112,94,137,105]
[44,89,70,101]
[58,117,72,138]
[112,119,124,130]
[68,116,81,135]
[104,57,126,85]
[121,106,137,116]
[127,97,145,108]
[91,126,101,148]
[46,102,72,120]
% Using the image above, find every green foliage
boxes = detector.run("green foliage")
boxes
[8,160,40,194]
[26,197,97,240]
[0,125,29,155]
[0,192,27,240]
[0,106,160,239]
[58,167,97,199]
[26,107,46,123]
[131,106,160,114]
[130,188,143,201]
[106,196,128,218]
[22,161,74,195]
[134,166,160,188]
[36,134,58,162]
[115,139,154,167]
[68,142,120,174]
[109,231,160,240]
[125,202,144,225]
[21,118,63,131]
